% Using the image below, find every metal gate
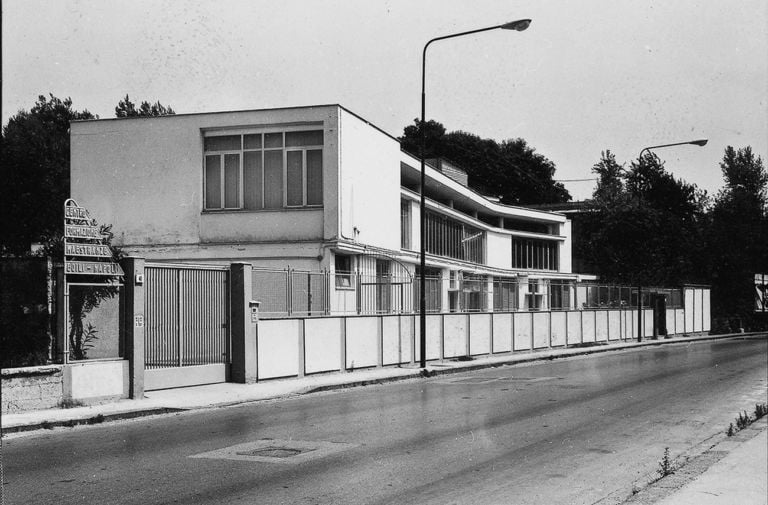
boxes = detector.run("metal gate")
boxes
[144,263,229,390]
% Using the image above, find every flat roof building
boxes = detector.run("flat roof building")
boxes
[71,104,593,315]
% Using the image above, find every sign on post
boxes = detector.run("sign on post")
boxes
[63,199,124,277]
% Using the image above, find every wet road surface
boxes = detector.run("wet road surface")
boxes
[3,337,767,504]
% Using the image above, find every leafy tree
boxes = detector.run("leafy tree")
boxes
[115,94,175,117]
[707,146,767,326]
[577,151,707,287]
[399,119,570,205]
[0,94,96,255]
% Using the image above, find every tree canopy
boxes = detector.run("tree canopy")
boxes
[1,93,176,256]
[115,94,175,118]
[0,94,96,255]
[399,119,570,205]
[576,151,708,286]
[706,146,767,320]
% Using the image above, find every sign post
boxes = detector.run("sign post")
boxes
[62,199,124,362]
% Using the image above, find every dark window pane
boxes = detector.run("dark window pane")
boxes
[306,150,323,205]
[264,150,283,208]
[264,132,283,148]
[205,135,241,152]
[285,130,323,147]
[286,151,303,206]
[244,134,262,150]
[224,153,240,208]
[244,151,263,210]
[205,155,221,209]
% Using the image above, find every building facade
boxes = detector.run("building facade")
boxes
[71,104,593,316]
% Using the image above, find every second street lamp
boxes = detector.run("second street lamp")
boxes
[418,19,532,368]
[634,138,708,342]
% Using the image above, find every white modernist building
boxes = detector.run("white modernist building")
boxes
[71,104,593,316]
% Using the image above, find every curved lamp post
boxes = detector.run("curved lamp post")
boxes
[635,138,708,342]
[419,19,531,368]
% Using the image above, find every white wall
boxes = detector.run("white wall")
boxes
[486,232,512,270]
[71,106,341,259]
[338,109,402,251]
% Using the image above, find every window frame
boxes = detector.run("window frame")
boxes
[334,254,354,290]
[202,128,323,212]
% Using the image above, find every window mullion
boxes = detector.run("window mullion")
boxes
[303,149,308,206]
[219,153,225,209]
[239,137,244,209]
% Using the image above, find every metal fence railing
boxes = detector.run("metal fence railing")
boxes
[248,266,686,318]
[252,268,330,317]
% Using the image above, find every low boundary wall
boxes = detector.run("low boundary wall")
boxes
[256,306,708,380]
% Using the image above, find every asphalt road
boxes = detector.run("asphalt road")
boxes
[3,337,767,505]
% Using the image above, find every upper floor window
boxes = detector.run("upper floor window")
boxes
[401,200,412,250]
[512,237,558,271]
[424,210,485,264]
[204,130,323,211]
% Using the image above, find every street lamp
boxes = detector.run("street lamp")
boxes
[418,19,532,368]
[635,138,708,342]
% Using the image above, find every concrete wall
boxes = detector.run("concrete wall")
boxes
[337,108,402,251]
[2,366,64,414]
[250,304,710,381]
[2,361,129,414]
[71,106,341,265]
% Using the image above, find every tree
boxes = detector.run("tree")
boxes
[0,94,96,255]
[706,146,767,326]
[399,119,570,205]
[115,94,175,117]
[577,151,708,287]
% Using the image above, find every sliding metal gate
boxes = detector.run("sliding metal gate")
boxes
[144,263,229,390]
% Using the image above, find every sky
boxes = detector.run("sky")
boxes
[3,0,767,201]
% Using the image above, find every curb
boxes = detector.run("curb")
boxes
[3,332,764,435]
[1,407,185,435]
[302,333,765,395]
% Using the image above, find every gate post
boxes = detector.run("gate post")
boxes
[122,256,145,399]
[231,262,258,383]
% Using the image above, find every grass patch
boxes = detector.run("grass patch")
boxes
[726,402,767,436]
[657,447,674,478]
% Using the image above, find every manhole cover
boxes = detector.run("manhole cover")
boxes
[237,447,314,458]
[191,439,356,464]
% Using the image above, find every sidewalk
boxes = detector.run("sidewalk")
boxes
[2,332,761,434]
[655,421,767,505]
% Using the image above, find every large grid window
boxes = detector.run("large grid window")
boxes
[204,130,323,210]
[425,210,485,264]
[549,280,573,310]
[493,277,518,312]
[512,238,559,270]
[414,267,442,313]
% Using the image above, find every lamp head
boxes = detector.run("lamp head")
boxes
[690,139,708,147]
[501,19,531,31]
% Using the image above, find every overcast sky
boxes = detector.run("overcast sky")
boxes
[3,0,766,200]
